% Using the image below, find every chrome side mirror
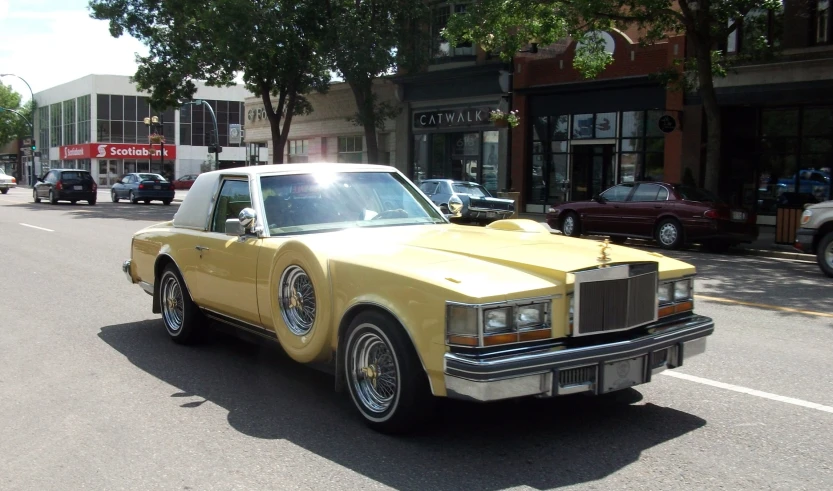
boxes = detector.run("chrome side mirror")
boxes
[239,207,257,230]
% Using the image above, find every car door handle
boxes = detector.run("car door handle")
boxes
[195,246,209,251]
[653,205,662,209]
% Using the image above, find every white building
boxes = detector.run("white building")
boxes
[32,74,253,185]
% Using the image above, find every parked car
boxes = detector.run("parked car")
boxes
[174,174,198,190]
[0,168,16,194]
[547,182,758,252]
[419,178,514,224]
[111,172,176,205]
[795,200,833,277]
[122,163,713,434]
[33,169,97,205]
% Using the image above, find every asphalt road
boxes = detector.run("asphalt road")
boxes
[1,186,832,490]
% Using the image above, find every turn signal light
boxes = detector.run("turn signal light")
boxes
[658,301,694,318]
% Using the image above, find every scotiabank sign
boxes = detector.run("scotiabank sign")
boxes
[60,143,177,160]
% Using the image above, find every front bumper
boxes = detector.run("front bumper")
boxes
[794,228,816,254]
[465,207,514,221]
[444,314,713,402]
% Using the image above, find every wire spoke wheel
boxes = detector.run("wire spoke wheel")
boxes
[160,273,185,333]
[349,330,399,414]
[279,265,317,335]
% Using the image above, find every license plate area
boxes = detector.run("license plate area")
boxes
[486,211,496,218]
[731,211,746,221]
[602,355,646,393]
[154,185,161,190]
[74,185,82,190]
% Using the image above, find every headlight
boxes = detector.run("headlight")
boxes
[657,283,672,305]
[448,195,463,214]
[515,304,545,329]
[801,210,812,225]
[485,307,511,333]
[674,279,692,301]
[446,299,552,346]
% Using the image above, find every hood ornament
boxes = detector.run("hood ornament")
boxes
[597,238,612,266]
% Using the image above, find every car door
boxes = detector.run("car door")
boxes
[616,183,668,238]
[582,184,634,234]
[188,177,261,325]
[38,171,57,198]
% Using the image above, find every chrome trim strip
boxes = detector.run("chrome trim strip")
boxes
[122,259,133,283]
[202,308,278,340]
[139,281,154,295]
[444,314,713,381]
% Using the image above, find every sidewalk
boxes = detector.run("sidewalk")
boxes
[518,212,813,261]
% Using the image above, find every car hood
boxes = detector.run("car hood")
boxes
[808,199,833,211]
[293,222,694,300]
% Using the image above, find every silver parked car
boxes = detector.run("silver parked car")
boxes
[419,179,514,224]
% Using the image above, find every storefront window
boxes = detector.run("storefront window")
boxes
[618,110,665,182]
[531,115,569,203]
[413,135,429,182]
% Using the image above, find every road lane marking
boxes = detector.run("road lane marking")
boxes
[19,223,54,232]
[660,371,833,414]
[695,294,833,318]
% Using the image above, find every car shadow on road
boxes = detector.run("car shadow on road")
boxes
[10,200,178,222]
[99,319,707,491]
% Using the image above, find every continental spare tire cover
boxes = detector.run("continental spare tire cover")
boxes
[270,240,333,364]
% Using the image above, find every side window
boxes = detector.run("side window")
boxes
[657,186,669,200]
[600,184,633,202]
[631,183,661,202]
[211,179,252,233]
[440,181,453,194]
[420,182,438,195]
[47,172,58,183]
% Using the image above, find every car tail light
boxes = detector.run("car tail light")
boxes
[92,181,97,191]
[56,180,63,190]
[139,183,145,189]
[169,184,175,190]
[11,177,16,183]
[703,209,728,219]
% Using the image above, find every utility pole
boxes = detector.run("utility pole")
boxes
[183,100,220,171]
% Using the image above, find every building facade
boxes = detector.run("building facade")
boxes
[682,0,833,225]
[510,30,685,213]
[242,80,399,168]
[32,74,252,186]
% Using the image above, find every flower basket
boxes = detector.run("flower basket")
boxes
[489,109,520,129]
[149,133,165,144]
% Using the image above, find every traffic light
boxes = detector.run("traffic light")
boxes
[208,144,223,153]
[31,139,35,151]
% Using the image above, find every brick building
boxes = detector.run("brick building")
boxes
[242,80,400,169]
[509,30,686,214]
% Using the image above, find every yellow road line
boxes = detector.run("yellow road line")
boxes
[695,294,833,318]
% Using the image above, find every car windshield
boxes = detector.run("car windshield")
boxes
[451,183,489,197]
[137,173,167,182]
[260,171,447,236]
[0,169,5,175]
[674,185,723,203]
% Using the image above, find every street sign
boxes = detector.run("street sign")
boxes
[23,138,32,146]
[229,124,242,145]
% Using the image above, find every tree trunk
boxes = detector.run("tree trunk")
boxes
[696,49,722,194]
[260,84,287,164]
[348,80,380,164]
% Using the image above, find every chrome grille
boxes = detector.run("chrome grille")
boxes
[572,263,658,336]
[558,365,596,387]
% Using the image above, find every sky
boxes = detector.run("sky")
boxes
[0,0,149,103]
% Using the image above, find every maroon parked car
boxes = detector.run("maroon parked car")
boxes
[546,182,758,251]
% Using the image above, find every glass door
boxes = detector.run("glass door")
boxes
[571,144,615,201]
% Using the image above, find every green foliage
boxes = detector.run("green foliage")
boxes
[0,84,32,145]
[89,0,331,162]
[325,0,429,158]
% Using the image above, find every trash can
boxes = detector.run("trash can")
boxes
[774,192,818,244]
[497,191,521,219]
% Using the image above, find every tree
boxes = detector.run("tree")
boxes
[324,0,429,164]
[0,83,32,146]
[443,0,783,193]
[89,0,331,164]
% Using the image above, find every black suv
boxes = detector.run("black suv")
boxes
[34,169,97,205]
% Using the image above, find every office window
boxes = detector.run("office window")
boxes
[337,136,364,163]
[288,139,309,163]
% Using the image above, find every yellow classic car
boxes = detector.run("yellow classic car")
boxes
[122,163,713,434]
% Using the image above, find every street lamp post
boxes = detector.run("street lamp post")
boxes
[143,115,164,174]
[1,74,35,185]
[183,100,220,171]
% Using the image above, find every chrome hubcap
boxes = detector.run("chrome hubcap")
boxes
[350,330,397,413]
[825,241,833,268]
[659,223,678,245]
[279,266,316,335]
[563,216,575,235]
[160,274,184,333]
